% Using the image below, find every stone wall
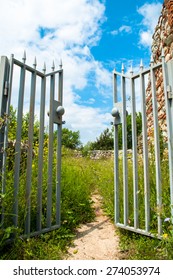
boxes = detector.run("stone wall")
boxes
[152,0,173,63]
[146,0,173,141]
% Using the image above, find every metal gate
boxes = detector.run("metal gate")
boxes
[112,50,173,238]
[0,53,64,238]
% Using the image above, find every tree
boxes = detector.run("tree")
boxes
[8,106,40,145]
[118,112,142,149]
[86,112,142,151]
[90,128,114,150]
[62,128,81,149]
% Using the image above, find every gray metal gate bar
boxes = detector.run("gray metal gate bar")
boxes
[25,61,37,235]
[0,56,10,226]
[130,67,139,229]
[139,64,150,232]
[150,59,162,237]
[13,55,26,228]
[121,66,128,226]
[112,71,120,224]
[2,54,14,187]
[56,62,63,225]
[162,51,173,223]
[37,64,46,232]
[47,69,55,228]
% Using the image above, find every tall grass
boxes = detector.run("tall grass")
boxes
[1,142,173,259]
[92,153,173,260]
[0,150,96,259]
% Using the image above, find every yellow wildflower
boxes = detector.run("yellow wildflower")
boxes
[163,233,168,239]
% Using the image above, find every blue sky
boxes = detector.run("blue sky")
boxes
[0,0,163,144]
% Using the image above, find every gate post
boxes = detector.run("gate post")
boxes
[0,56,9,225]
[0,57,9,175]
[162,53,173,221]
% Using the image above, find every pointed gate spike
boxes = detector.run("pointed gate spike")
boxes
[121,63,124,73]
[33,57,37,69]
[161,48,165,58]
[43,62,46,73]
[140,59,144,71]
[130,63,133,75]
[22,50,26,63]
[150,54,154,64]
[140,59,143,67]
[52,60,55,71]
[59,59,63,69]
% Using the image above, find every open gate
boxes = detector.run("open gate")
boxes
[112,51,173,238]
[0,53,64,238]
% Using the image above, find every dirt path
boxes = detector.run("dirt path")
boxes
[64,192,122,260]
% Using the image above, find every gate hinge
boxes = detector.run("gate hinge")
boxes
[167,85,173,99]
[111,102,123,125]
[47,100,65,124]
[4,81,9,96]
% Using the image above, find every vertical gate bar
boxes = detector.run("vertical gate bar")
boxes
[56,124,62,225]
[13,62,26,228]
[58,63,63,103]
[46,73,55,228]
[162,51,173,222]
[56,66,63,224]
[140,65,150,232]
[1,55,14,226]
[25,67,37,236]
[37,71,46,232]
[0,56,10,226]
[150,61,162,237]
[113,72,119,224]
[121,68,128,226]
[7,55,14,110]
[0,57,9,173]
[130,73,139,229]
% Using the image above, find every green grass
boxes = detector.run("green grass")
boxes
[1,147,173,260]
[91,155,173,260]
[0,150,96,259]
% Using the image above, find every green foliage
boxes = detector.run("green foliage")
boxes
[118,225,173,260]
[61,128,82,149]
[95,151,172,259]
[81,141,93,157]
[89,128,114,150]
[8,106,40,144]
[0,106,172,260]
[118,230,161,260]
[0,151,96,259]
[118,112,142,149]
[84,112,142,151]
[61,157,95,229]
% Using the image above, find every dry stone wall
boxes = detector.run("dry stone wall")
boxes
[146,0,173,141]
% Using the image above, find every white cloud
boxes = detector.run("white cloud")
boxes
[137,2,162,48]
[119,25,132,34]
[94,61,112,95]
[110,30,119,36]
[63,101,112,144]
[110,25,132,36]
[0,0,112,144]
